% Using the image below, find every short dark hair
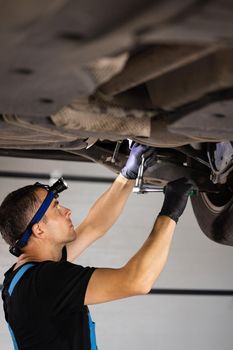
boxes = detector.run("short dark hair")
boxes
[0,185,41,246]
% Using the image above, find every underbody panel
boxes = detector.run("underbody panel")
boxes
[0,0,233,157]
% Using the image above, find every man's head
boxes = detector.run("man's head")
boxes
[0,181,75,256]
[0,185,40,247]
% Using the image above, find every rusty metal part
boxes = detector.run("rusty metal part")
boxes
[100,44,218,97]
[147,46,233,110]
[51,95,152,138]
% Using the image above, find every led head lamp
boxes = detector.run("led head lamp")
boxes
[9,177,68,257]
[49,177,68,196]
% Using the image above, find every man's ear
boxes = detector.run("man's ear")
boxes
[31,222,44,239]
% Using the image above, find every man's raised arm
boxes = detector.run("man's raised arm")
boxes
[66,143,152,261]
[84,178,196,305]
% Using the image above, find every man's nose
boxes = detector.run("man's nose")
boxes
[63,206,71,217]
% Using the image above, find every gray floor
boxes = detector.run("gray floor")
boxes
[0,157,233,349]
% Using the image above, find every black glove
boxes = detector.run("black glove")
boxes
[121,143,155,179]
[158,177,197,223]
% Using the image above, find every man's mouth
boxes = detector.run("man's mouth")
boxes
[67,220,74,228]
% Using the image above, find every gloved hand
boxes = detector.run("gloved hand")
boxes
[121,143,154,179]
[158,177,197,223]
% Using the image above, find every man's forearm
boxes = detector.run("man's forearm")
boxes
[84,174,135,236]
[125,216,176,293]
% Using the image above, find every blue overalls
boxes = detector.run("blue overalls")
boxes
[6,263,98,350]
[7,263,35,350]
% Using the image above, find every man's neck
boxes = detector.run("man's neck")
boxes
[14,245,63,268]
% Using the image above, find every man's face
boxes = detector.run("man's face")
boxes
[34,188,76,245]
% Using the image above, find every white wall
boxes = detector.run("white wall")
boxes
[0,157,233,349]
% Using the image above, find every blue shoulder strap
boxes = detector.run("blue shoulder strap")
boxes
[88,312,98,350]
[8,263,35,296]
[7,263,35,350]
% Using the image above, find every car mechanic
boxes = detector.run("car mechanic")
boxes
[0,143,195,350]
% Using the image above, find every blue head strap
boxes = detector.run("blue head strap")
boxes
[18,191,55,247]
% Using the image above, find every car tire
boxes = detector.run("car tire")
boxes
[191,189,233,246]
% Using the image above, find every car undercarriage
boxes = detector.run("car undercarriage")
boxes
[0,0,233,245]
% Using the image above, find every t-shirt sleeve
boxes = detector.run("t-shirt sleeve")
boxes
[34,261,96,316]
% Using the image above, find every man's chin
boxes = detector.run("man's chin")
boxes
[63,228,76,245]
[70,228,77,241]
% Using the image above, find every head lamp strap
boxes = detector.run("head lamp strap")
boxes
[17,191,55,249]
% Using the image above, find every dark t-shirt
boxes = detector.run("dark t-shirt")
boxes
[2,247,96,350]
